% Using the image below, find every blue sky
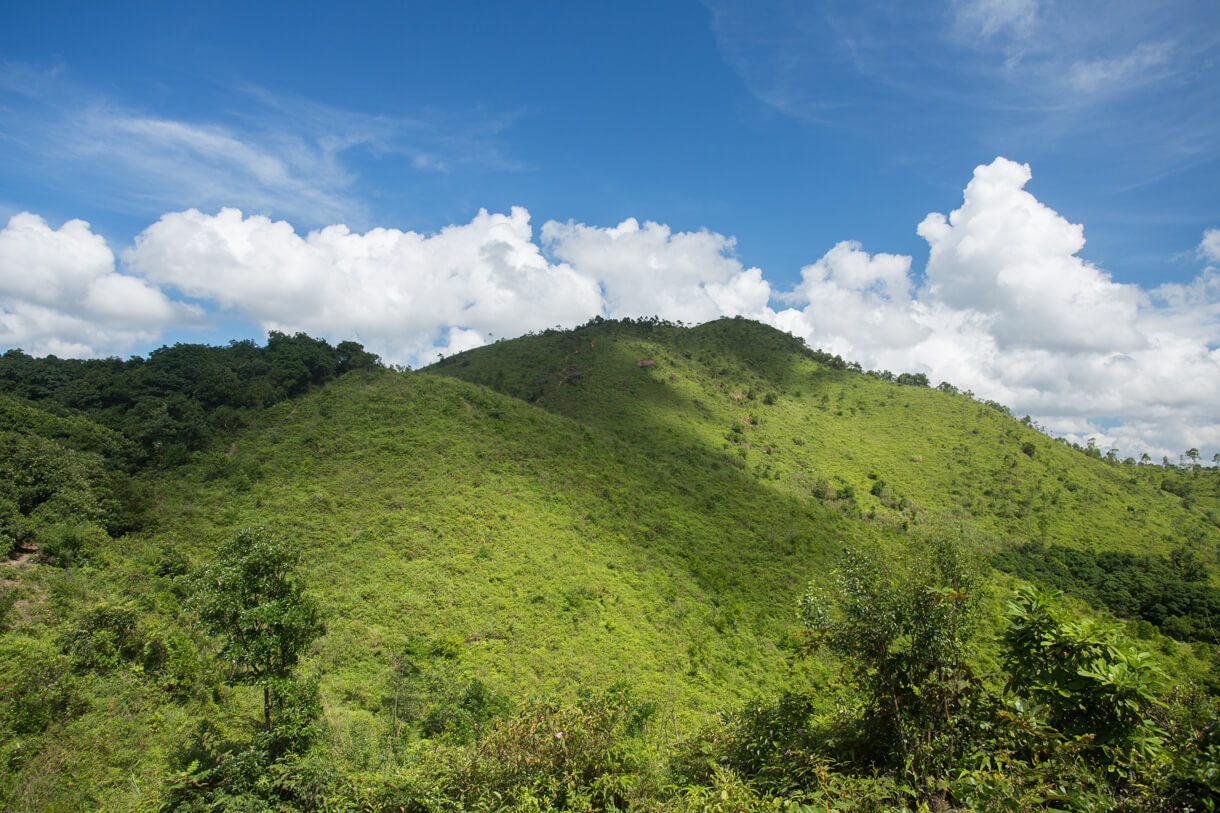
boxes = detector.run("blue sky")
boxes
[1,0,1219,456]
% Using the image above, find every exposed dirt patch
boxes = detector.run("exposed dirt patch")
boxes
[2,543,36,568]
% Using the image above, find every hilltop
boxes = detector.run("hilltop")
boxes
[427,316,1219,561]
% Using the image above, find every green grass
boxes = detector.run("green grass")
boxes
[2,316,1217,809]
[429,317,1219,563]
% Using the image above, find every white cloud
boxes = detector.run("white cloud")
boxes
[0,71,521,228]
[704,1,1217,190]
[0,212,200,356]
[6,157,1219,458]
[1068,41,1174,94]
[541,217,774,324]
[1200,228,1220,264]
[124,206,605,364]
[916,158,1147,353]
[122,207,778,367]
[771,241,925,360]
[769,157,1220,458]
[952,0,1039,39]
[62,106,362,226]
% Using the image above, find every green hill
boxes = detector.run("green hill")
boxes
[1,317,1218,810]
[427,316,1218,560]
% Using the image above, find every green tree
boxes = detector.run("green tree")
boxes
[336,340,381,374]
[798,538,983,782]
[191,527,322,732]
[1002,587,1167,763]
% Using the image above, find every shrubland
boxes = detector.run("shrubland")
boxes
[0,317,1217,810]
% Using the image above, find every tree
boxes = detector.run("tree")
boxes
[336,340,381,374]
[1002,587,1166,762]
[191,527,322,731]
[798,538,983,781]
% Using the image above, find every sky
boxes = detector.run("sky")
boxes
[0,0,1218,459]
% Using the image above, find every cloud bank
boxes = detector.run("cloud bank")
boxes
[2,158,1217,458]
[0,212,201,358]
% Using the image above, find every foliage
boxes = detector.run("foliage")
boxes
[1,317,1218,809]
[797,538,985,783]
[995,542,1220,642]
[190,526,322,732]
[1003,586,1169,760]
[668,691,825,795]
[445,684,655,810]
[162,677,329,813]
[0,401,123,560]
[0,332,382,466]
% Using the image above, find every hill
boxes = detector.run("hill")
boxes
[1,317,1218,810]
[427,316,1219,562]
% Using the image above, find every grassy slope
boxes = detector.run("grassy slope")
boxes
[426,317,1219,563]
[3,318,1218,808]
[145,369,863,752]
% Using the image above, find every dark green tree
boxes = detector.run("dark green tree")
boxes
[191,527,322,732]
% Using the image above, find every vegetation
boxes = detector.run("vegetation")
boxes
[995,542,1220,644]
[0,316,1218,810]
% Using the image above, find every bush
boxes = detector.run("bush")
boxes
[1003,586,1169,764]
[0,636,79,737]
[670,692,824,795]
[60,602,144,673]
[797,538,987,786]
[447,685,654,810]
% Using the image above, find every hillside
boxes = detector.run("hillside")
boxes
[1,318,1219,810]
[426,316,1220,561]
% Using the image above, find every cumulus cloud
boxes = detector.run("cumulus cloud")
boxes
[5,157,1219,457]
[917,158,1147,353]
[120,207,779,367]
[0,212,200,357]
[124,206,604,364]
[771,241,924,360]
[541,218,774,324]
[770,157,1220,459]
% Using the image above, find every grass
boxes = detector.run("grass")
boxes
[1,316,1216,809]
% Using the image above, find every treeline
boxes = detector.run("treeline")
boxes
[0,332,381,467]
[0,332,381,560]
[994,541,1220,644]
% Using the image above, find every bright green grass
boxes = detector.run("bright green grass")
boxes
[3,317,1217,809]
[428,317,1219,564]
[147,370,858,736]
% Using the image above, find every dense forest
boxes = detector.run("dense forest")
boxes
[2,317,1220,811]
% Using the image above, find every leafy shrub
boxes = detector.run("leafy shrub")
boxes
[447,685,653,810]
[1003,586,1169,764]
[797,539,988,786]
[0,636,79,737]
[994,542,1220,641]
[61,601,144,673]
[420,677,512,743]
[163,675,326,811]
[670,692,824,795]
